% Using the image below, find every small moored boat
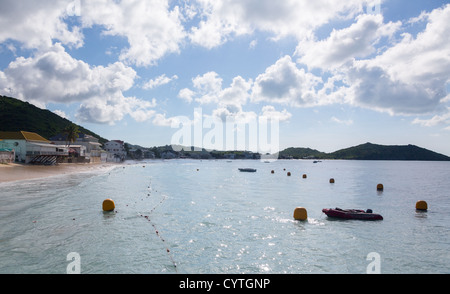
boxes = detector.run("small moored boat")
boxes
[322,208,383,220]
[238,168,257,172]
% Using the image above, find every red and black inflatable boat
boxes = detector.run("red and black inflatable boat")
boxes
[322,208,383,220]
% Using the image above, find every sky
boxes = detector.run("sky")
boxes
[1,0,449,155]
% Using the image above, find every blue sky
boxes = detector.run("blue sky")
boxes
[1,0,449,155]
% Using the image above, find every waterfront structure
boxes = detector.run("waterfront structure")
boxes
[50,133,103,163]
[0,131,68,164]
[104,140,126,162]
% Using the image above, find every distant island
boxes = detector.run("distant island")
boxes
[1,95,449,161]
[277,143,450,161]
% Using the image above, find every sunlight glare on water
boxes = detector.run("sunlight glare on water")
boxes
[0,160,449,274]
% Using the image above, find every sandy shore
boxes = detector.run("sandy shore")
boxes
[0,162,118,183]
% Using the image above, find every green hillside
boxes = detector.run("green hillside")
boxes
[0,95,108,144]
[281,143,450,161]
[278,147,325,159]
[327,142,450,161]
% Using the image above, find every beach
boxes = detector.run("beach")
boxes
[0,162,117,183]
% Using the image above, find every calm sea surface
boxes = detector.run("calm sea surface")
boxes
[0,160,449,274]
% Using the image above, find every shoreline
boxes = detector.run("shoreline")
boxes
[0,162,119,184]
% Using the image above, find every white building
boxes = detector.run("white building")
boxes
[0,131,68,164]
[50,133,103,163]
[104,140,126,162]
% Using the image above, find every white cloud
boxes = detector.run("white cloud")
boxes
[412,108,450,128]
[260,105,292,122]
[192,71,223,104]
[178,88,195,103]
[2,0,448,131]
[211,106,257,124]
[1,43,105,104]
[331,116,353,126]
[152,113,184,127]
[341,4,450,115]
[189,0,368,48]
[77,96,157,125]
[296,14,401,70]
[185,2,448,118]
[81,0,186,67]
[219,76,252,109]
[178,71,254,122]
[183,71,252,107]
[251,55,323,107]
[291,4,450,116]
[0,43,156,125]
[371,4,450,88]
[53,110,69,119]
[344,61,441,115]
[178,71,254,123]
[0,0,83,50]
[143,74,178,90]
[0,0,187,67]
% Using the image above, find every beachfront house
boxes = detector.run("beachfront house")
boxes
[50,133,104,163]
[0,141,15,164]
[104,140,126,162]
[0,131,68,164]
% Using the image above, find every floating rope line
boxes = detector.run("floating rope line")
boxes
[139,214,178,272]
[139,178,178,273]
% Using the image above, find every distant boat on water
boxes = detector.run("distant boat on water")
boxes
[238,168,257,172]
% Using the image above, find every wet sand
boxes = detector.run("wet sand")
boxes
[0,162,117,183]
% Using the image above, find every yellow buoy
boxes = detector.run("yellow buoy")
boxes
[416,200,428,211]
[293,207,308,221]
[302,174,307,179]
[287,172,291,176]
[329,178,335,183]
[377,184,384,191]
[102,199,115,212]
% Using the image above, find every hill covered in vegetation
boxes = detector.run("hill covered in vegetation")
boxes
[280,143,450,161]
[327,142,450,161]
[0,95,108,144]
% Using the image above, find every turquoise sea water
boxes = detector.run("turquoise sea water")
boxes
[0,159,449,274]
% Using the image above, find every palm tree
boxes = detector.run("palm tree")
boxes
[63,123,80,148]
